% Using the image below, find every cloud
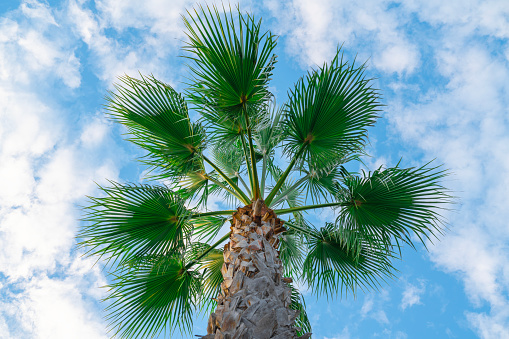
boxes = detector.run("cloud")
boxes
[384,2,509,336]
[0,2,80,88]
[0,257,108,339]
[360,294,390,325]
[264,0,420,74]
[0,2,125,337]
[66,0,227,86]
[401,280,426,311]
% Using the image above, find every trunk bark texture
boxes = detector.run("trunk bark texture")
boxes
[200,200,311,339]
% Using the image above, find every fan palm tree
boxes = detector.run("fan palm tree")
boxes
[79,5,450,339]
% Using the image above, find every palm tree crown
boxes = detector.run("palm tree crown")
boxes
[79,5,450,339]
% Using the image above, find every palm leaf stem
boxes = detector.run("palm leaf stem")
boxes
[203,155,251,204]
[243,104,260,199]
[191,210,235,218]
[185,232,231,269]
[275,201,348,215]
[236,172,252,197]
[260,152,268,197]
[205,174,244,203]
[240,135,254,198]
[284,221,320,240]
[265,142,308,205]
[269,174,310,207]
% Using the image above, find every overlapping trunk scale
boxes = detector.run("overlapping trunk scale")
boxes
[201,200,311,339]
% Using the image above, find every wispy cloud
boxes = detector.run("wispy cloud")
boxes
[265,0,509,337]
[385,2,509,337]
[263,0,419,74]
[0,2,122,337]
[401,280,426,311]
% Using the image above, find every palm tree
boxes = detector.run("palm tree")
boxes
[79,5,450,339]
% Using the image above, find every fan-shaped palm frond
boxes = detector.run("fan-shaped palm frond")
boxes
[267,161,305,209]
[284,49,380,171]
[336,162,450,253]
[177,169,210,206]
[191,215,229,244]
[212,143,244,177]
[302,223,397,298]
[105,254,201,338]
[289,285,312,336]
[279,230,305,277]
[299,165,345,204]
[183,4,277,141]
[106,75,205,180]
[187,243,225,313]
[253,99,284,153]
[79,182,192,265]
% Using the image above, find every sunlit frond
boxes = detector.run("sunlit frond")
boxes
[279,229,305,277]
[105,254,201,338]
[336,162,450,253]
[302,223,397,298]
[191,215,229,244]
[79,182,192,265]
[183,4,277,143]
[284,49,381,171]
[106,74,205,180]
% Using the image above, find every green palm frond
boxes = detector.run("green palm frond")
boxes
[187,243,225,313]
[183,4,277,142]
[106,74,205,180]
[105,254,201,338]
[267,161,305,208]
[211,142,245,177]
[289,285,312,336]
[302,223,397,298]
[254,100,285,194]
[177,169,210,206]
[79,182,192,265]
[300,166,345,204]
[279,229,305,277]
[336,162,450,253]
[191,215,229,243]
[284,49,381,171]
[254,98,285,155]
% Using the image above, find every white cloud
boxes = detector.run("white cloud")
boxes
[401,280,426,310]
[264,0,419,74]
[384,2,509,336]
[360,296,374,317]
[360,294,390,325]
[66,0,227,85]
[20,0,58,26]
[374,44,419,75]
[466,311,509,339]
[401,0,509,38]
[1,258,108,339]
[0,2,125,337]
[0,2,80,88]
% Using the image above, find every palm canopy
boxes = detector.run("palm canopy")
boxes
[78,4,451,339]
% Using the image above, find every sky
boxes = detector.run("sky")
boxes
[0,0,508,338]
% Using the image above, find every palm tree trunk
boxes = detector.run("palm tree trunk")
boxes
[201,199,311,339]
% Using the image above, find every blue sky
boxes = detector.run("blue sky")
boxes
[0,0,508,338]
